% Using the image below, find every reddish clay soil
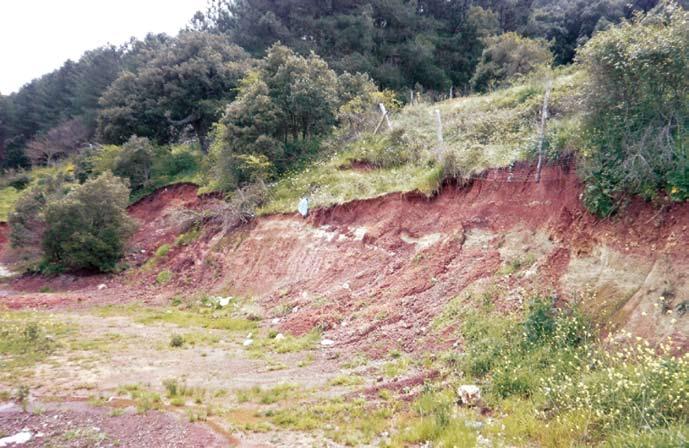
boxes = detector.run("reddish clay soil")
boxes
[4,164,689,353]
[0,401,230,447]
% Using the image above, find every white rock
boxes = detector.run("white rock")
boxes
[243,339,253,347]
[271,318,281,325]
[217,297,232,307]
[275,333,285,341]
[457,385,481,406]
[320,339,335,347]
[342,282,350,290]
[97,284,107,290]
[0,431,33,446]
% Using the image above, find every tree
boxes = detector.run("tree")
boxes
[0,93,8,166]
[215,44,382,189]
[43,171,134,272]
[525,0,627,64]
[98,31,252,152]
[470,32,553,92]
[25,119,90,165]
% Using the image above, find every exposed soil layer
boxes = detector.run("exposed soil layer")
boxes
[4,164,689,353]
[0,401,229,447]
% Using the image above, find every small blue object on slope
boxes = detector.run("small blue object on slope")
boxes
[298,197,309,217]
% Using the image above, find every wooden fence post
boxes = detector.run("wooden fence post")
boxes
[535,80,552,183]
[379,103,392,131]
[434,109,445,159]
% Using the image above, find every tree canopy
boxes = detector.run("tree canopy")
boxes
[97,31,252,152]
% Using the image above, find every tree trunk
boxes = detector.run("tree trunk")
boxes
[193,121,209,153]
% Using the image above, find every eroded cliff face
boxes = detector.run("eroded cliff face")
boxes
[3,165,689,354]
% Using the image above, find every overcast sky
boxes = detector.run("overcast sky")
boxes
[0,0,209,94]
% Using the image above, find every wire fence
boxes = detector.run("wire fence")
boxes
[374,78,575,185]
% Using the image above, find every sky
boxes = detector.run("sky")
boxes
[0,0,209,94]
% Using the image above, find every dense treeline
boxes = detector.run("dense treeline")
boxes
[192,0,670,88]
[0,34,171,168]
[0,0,677,169]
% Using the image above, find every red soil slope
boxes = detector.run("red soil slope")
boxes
[4,165,689,353]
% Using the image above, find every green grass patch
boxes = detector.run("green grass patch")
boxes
[328,374,365,387]
[270,397,398,446]
[95,304,257,332]
[0,311,72,378]
[155,244,171,258]
[247,329,321,355]
[155,270,173,285]
[116,383,162,413]
[0,187,21,221]
[392,389,479,447]
[235,384,302,405]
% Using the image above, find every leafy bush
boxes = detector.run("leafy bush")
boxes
[42,171,135,272]
[579,3,689,215]
[345,128,421,169]
[113,136,154,191]
[471,32,553,92]
[0,170,31,190]
[8,174,72,263]
[156,270,173,285]
[169,334,184,348]
[152,144,200,182]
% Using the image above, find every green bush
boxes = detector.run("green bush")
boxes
[42,171,135,272]
[471,32,553,92]
[8,174,72,264]
[169,334,184,348]
[156,270,173,285]
[579,3,689,215]
[152,144,201,181]
[345,128,421,169]
[113,136,154,191]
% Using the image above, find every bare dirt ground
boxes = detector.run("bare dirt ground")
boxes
[0,400,228,447]
[2,165,689,445]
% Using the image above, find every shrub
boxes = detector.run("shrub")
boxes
[523,297,556,345]
[152,144,201,181]
[579,3,689,215]
[169,334,184,348]
[155,244,170,258]
[345,128,421,169]
[8,174,72,264]
[471,33,553,92]
[0,170,31,190]
[42,171,135,272]
[113,136,154,191]
[460,298,591,401]
[156,270,173,285]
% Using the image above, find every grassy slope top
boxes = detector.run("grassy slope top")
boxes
[260,68,584,215]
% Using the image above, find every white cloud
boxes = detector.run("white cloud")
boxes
[0,0,209,94]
